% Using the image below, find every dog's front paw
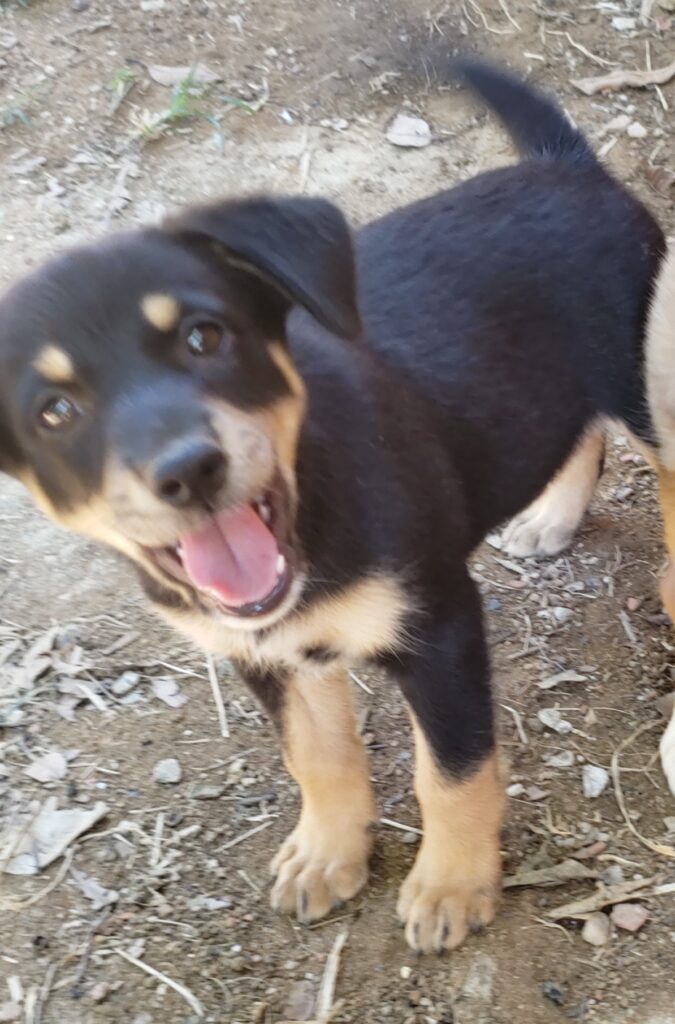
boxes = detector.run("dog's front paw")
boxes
[270,818,371,923]
[397,850,500,953]
[660,706,675,797]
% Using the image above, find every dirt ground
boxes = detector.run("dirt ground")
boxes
[1,1,675,1022]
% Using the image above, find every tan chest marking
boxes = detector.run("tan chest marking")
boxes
[162,574,412,669]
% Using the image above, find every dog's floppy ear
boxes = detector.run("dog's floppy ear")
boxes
[164,196,361,340]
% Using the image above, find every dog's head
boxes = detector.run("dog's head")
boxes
[0,196,360,630]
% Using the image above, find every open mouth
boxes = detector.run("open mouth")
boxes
[146,485,295,619]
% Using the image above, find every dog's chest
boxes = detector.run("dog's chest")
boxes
[171,574,412,671]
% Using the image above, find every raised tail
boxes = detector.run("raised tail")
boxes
[454,58,596,164]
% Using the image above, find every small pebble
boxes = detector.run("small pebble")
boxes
[601,864,625,885]
[189,782,226,800]
[91,982,113,1004]
[582,912,612,947]
[71,0,90,9]
[627,122,647,139]
[153,758,182,785]
[611,903,649,933]
[582,765,609,798]
[542,981,566,1006]
[112,671,140,696]
[400,965,412,980]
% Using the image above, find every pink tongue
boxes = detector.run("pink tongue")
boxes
[180,505,280,608]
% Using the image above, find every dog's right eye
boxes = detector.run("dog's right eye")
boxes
[38,395,82,431]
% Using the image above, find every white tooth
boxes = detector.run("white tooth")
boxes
[260,502,272,524]
[276,554,286,575]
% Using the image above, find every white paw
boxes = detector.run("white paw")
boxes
[270,819,371,923]
[502,506,578,559]
[660,709,675,797]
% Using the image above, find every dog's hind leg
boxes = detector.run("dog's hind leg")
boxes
[502,420,605,558]
[383,571,505,953]
[239,661,376,923]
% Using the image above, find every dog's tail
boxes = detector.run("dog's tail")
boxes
[454,59,596,164]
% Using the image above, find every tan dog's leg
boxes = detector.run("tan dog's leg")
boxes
[655,470,675,798]
[397,718,504,952]
[270,668,375,922]
[503,421,605,558]
[657,468,675,623]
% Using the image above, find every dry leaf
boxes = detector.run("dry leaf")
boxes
[385,113,432,148]
[545,876,656,920]
[503,859,597,889]
[152,677,187,708]
[572,58,675,96]
[24,751,68,783]
[147,63,221,88]
[539,670,587,690]
[3,797,109,875]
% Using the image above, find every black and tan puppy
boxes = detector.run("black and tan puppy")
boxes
[0,62,673,952]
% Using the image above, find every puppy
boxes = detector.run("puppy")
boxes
[0,61,672,953]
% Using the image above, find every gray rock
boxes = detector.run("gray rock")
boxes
[582,912,611,946]
[582,765,609,798]
[189,782,226,800]
[153,758,182,785]
[112,671,140,696]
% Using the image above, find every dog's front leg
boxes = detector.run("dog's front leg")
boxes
[385,572,505,953]
[237,661,376,922]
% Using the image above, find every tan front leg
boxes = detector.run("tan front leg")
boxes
[270,668,375,922]
[397,715,505,953]
[657,468,675,622]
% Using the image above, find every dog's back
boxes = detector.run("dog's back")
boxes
[324,63,665,541]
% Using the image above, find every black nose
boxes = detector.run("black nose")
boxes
[152,440,226,508]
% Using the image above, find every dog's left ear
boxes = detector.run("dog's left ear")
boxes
[165,196,361,340]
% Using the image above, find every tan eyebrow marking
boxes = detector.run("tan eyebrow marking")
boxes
[33,345,75,383]
[141,293,180,332]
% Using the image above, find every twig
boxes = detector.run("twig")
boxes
[562,31,617,68]
[115,949,204,1018]
[530,916,574,943]
[9,847,75,910]
[618,609,638,645]
[498,0,521,30]
[380,817,424,836]
[150,812,165,869]
[500,703,528,746]
[220,819,275,851]
[206,654,229,738]
[34,960,57,1024]
[237,868,262,893]
[652,881,675,896]
[610,720,675,859]
[70,908,112,995]
[466,0,512,34]
[646,42,669,111]
[317,929,349,1023]
[640,0,654,22]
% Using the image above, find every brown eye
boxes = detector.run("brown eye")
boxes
[185,321,226,357]
[39,395,81,430]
